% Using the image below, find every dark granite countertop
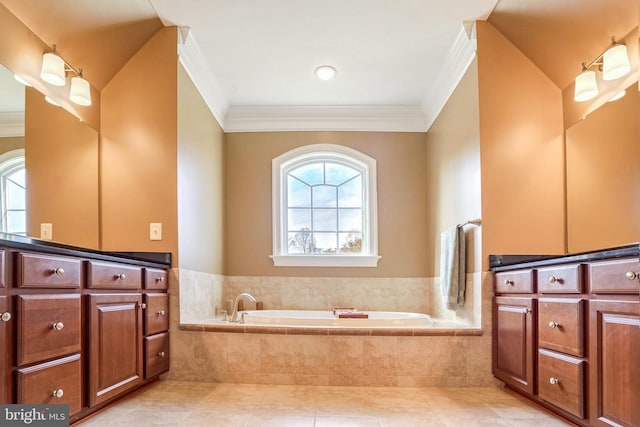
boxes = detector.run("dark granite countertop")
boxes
[0,232,171,268]
[490,243,640,272]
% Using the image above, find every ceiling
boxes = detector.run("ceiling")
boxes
[1,0,638,132]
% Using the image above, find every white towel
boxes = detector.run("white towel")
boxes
[440,224,466,310]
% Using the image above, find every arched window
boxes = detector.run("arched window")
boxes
[0,149,26,235]
[271,144,379,267]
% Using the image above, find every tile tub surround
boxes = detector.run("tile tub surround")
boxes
[169,270,495,387]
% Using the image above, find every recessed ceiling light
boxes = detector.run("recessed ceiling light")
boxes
[315,65,337,81]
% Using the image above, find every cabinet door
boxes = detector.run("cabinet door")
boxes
[493,296,536,395]
[0,296,11,403]
[88,293,143,407]
[589,299,640,427]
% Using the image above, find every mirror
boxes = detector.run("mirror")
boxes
[566,81,640,253]
[0,63,100,249]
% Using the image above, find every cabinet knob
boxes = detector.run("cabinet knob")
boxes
[625,271,638,280]
[523,308,531,314]
[114,273,126,280]
[158,351,166,357]
[548,276,559,284]
[1,312,11,322]
[52,267,65,276]
[52,389,64,398]
[52,322,64,331]
[549,377,560,385]
[548,321,559,329]
[139,303,147,309]
[156,276,165,283]
[157,310,166,316]
[504,279,514,286]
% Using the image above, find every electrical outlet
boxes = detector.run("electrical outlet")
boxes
[150,223,162,241]
[41,223,53,240]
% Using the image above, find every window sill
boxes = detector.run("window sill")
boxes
[270,255,381,267]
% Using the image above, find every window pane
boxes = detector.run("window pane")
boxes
[289,163,324,186]
[9,169,25,187]
[339,209,362,232]
[314,232,338,254]
[288,231,315,253]
[288,209,311,231]
[312,185,336,208]
[287,176,310,207]
[313,208,337,231]
[339,233,362,254]
[338,175,362,208]
[325,162,359,185]
[6,180,26,210]
[6,210,25,234]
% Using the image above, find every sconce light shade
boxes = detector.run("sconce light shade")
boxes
[69,76,91,106]
[602,44,631,80]
[40,52,66,86]
[574,69,598,102]
[44,95,60,107]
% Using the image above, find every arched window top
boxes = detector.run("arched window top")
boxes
[272,144,380,267]
[0,149,26,235]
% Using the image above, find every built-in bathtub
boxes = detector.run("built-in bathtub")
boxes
[181,309,479,336]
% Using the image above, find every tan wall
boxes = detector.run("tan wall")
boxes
[425,58,482,277]
[477,21,566,268]
[100,27,178,265]
[0,137,24,154]
[224,131,428,277]
[566,84,640,252]
[177,64,225,274]
[25,87,99,248]
[0,4,100,131]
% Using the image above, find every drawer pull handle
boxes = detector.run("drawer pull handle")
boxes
[156,277,165,283]
[52,267,65,276]
[523,308,531,314]
[1,312,10,322]
[549,377,560,385]
[157,310,166,316]
[504,279,514,286]
[548,276,560,284]
[626,271,638,280]
[158,351,166,357]
[52,389,64,398]
[548,321,559,328]
[52,322,64,331]
[139,303,147,309]
[114,273,126,280]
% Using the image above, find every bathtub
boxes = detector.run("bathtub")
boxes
[240,309,433,327]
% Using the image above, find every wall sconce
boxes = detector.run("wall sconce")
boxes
[38,44,92,106]
[574,36,631,102]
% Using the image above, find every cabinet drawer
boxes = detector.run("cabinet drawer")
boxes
[589,257,640,294]
[538,349,585,419]
[87,261,142,289]
[144,293,169,335]
[538,298,584,357]
[145,268,168,290]
[17,253,82,289]
[145,332,169,378]
[495,269,534,293]
[17,294,81,366]
[538,264,583,293]
[17,354,82,416]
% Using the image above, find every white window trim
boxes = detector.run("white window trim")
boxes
[0,149,26,235]
[271,144,380,267]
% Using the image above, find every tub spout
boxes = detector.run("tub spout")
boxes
[230,292,256,322]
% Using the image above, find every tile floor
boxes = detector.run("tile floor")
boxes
[76,380,571,426]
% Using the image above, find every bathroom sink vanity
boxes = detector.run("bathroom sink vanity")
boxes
[0,233,171,424]
[491,244,640,427]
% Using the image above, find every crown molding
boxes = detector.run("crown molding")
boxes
[420,22,477,131]
[177,31,230,128]
[0,112,25,137]
[224,105,428,133]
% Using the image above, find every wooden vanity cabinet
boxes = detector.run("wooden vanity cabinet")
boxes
[0,295,10,403]
[493,249,640,427]
[143,269,170,379]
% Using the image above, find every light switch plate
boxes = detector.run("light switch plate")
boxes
[41,223,53,240]
[150,223,162,241]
